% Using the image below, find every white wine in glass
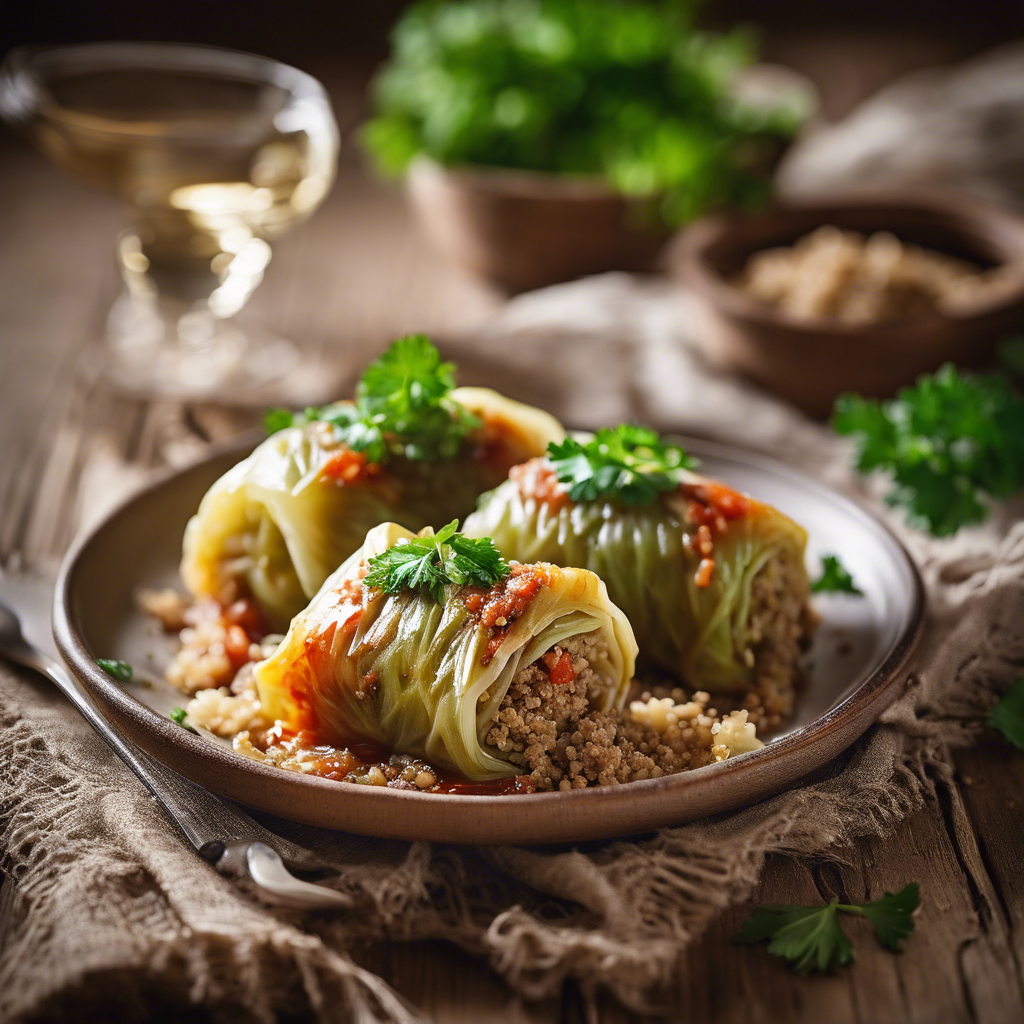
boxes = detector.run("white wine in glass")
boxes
[0,42,340,402]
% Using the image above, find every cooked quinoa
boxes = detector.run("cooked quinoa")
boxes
[484,633,764,791]
[734,225,1020,324]
[738,547,814,733]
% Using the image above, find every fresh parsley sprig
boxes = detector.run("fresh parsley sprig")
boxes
[811,554,862,596]
[989,678,1024,750]
[264,335,479,462]
[734,883,920,974]
[834,364,1024,537]
[363,521,511,603]
[547,425,698,507]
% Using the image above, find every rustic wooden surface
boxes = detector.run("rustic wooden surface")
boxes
[1,54,1023,1024]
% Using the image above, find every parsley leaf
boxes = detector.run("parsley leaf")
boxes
[169,706,199,734]
[547,425,698,506]
[734,883,920,973]
[353,335,479,461]
[833,365,1024,537]
[734,901,852,974]
[263,336,479,462]
[853,883,921,952]
[989,678,1024,750]
[263,408,296,434]
[811,554,863,596]
[97,658,133,681]
[363,521,510,602]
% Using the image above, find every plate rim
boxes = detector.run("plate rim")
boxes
[52,433,926,841]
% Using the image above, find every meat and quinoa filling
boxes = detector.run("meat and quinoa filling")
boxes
[484,630,762,792]
[738,547,814,733]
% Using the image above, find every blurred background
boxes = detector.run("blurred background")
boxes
[2,0,1023,428]
[7,0,1024,117]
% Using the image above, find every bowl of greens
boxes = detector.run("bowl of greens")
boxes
[362,0,812,292]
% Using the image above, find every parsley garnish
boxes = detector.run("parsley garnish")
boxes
[363,521,511,603]
[263,335,479,461]
[97,659,133,681]
[263,407,296,434]
[833,364,1024,537]
[989,678,1024,750]
[811,554,862,596]
[734,883,920,974]
[547,425,698,506]
[169,706,199,735]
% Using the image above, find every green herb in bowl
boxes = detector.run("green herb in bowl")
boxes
[364,0,807,224]
[362,0,811,289]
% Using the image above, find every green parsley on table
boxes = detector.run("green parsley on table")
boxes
[833,364,1024,537]
[547,425,698,506]
[988,678,1024,751]
[361,0,809,226]
[733,883,920,974]
[363,521,511,603]
[263,335,479,462]
[811,554,862,596]
[97,658,133,681]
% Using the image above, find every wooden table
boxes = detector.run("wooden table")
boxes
[1,64,1022,1024]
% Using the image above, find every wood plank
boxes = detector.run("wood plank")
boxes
[953,741,1024,987]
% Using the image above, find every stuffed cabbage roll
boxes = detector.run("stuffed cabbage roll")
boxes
[463,430,812,697]
[255,523,637,781]
[181,337,565,631]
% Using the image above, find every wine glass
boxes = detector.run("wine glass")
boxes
[0,42,340,403]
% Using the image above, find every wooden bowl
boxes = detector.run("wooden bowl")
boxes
[676,193,1024,418]
[406,156,672,293]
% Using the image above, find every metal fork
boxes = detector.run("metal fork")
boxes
[0,576,350,911]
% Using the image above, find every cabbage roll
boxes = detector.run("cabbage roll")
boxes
[181,385,565,631]
[464,456,812,695]
[255,523,637,781]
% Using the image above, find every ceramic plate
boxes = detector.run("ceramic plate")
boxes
[54,436,924,845]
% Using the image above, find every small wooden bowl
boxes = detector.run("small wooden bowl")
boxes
[677,193,1024,418]
[406,156,672,293]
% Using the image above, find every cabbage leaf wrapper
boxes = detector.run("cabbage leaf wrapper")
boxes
[181,388,565,631]
[255,523,638,781]
[463,460,811,694]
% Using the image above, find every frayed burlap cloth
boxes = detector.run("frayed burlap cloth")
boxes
[2,274,1022,1023]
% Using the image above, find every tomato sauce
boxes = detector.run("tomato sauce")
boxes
[509,458,571,511]
[251,724,537,795]
[461,563,548,664]
[321,448,380,485]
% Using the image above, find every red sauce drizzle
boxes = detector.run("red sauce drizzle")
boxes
[509,458,570,511]
[670,478,754,589]
[253,725,537,794]
[321,448,381,484]
[462,563,548,664]
[430,773,536,795]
